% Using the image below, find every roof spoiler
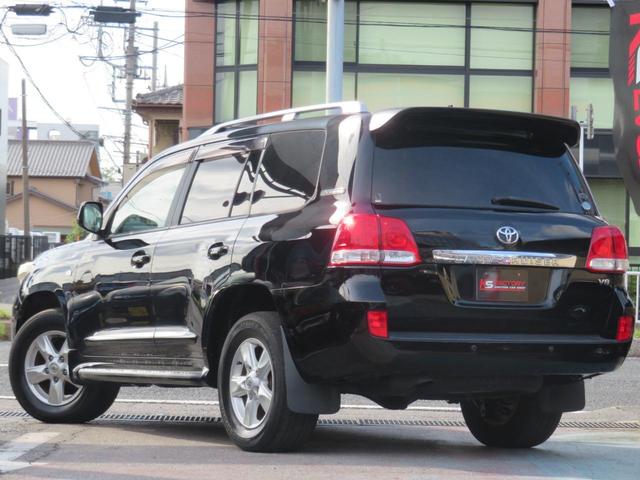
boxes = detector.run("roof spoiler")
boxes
[370,108,581,151]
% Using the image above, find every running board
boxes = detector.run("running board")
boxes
[74,364,208,386]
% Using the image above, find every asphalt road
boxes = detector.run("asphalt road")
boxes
[0,340,639,478]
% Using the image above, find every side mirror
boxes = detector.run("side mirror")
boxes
[78,201,104,235]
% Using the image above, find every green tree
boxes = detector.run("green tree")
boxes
[65,221,87,243]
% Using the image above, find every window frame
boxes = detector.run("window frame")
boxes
[291,1,536,111]
[214,0,259,123]
[104,149,195,238]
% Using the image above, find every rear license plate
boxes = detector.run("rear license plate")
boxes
[476,268,529,303]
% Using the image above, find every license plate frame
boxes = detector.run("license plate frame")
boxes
[476,267,529,303]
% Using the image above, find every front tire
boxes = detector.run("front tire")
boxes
[9,309,120,423]
[461,395,561,448]
[218,312,318,452]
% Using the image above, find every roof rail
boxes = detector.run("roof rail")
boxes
[201,101,368,137]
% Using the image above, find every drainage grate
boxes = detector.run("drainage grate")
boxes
[0,410,638,430]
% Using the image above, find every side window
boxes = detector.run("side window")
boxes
[110,166,185,235]
[180,155,247,224]
[250,130,325,216]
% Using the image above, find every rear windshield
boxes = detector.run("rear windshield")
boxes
[372,146,589,214]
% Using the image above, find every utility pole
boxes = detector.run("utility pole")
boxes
[326,0,344,103]
[20,79,30,245]
[123,0,137,166]
[151,21,158,92]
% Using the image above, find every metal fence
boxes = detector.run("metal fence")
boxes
[0,236,50,279]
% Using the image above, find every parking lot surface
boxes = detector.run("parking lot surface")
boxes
[1,341,639,479]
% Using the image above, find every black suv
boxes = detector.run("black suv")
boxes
[9,104,634,452]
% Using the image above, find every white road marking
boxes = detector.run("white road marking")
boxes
[0,394,460,412]
[0,431,59,473]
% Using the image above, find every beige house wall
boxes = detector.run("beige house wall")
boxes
[6,176,98,232]
[6,195,75,231]
[9,177,77,206]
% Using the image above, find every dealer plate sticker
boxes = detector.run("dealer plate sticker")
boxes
[477,268,529,302]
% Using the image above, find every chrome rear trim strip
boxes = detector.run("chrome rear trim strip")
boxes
[431,250,577,268]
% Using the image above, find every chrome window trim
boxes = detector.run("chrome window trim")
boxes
[431,250,578,268]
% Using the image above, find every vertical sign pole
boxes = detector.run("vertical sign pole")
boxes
[326,0,344,103]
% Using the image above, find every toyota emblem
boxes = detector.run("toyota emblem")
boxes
[496,226,520,246]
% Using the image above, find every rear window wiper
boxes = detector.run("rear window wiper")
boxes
[491,196,559,211]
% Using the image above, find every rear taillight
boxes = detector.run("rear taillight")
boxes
[367,310,388,338]
[586,226,629,273]
[330,213,421,267]
[616,315,634,342]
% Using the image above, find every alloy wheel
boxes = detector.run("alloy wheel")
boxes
[228,338,274,429]
[24,330,83,406]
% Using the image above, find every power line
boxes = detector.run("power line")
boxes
[0,11,92,141]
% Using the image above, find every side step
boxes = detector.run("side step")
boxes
[74,364,208,386]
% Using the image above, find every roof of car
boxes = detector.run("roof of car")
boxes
[151,107,580,165]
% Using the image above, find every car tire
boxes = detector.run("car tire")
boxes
[218,311,318,452]
[461,395,561,448]
[9,309,120,423]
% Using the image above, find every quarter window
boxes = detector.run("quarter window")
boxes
[250,131,325,216]
[181,155,248,224]
[110,166,185,235]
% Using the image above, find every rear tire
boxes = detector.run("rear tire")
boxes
[461,395,561,448]
[9,309,120,423]
[218,311,318,452]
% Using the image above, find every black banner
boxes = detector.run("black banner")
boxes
[611,0,640,215]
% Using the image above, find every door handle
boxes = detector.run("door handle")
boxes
[131,250,151,268]
[207,242,229,260]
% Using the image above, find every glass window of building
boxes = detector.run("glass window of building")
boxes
[359,2,466,66]
[295,0,357,62]
[570,7,612,129]
[292,71,356,107]
[589,179,627,232]
[570,77,614,130]
[215,0,259,123]
[292,2,533,113]
[470,4,534,70]
[358,74,465,111]
[572,7,610,69]
[469,76,532,112]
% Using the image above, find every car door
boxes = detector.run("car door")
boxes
[149,139,264,362]
[68,149,193,362]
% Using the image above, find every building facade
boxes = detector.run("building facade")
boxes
[5,140,103,240]
[183,0,639,260]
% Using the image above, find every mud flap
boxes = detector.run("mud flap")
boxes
[538,379,585,413]
[281,329,340,414]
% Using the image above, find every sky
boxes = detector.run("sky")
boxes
[0,0,186,174]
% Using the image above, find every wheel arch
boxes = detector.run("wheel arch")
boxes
[15,289,67,334]
[202,283,279,384]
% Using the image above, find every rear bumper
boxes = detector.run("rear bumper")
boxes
[294,331,630,387]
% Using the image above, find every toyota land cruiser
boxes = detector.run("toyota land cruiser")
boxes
[9,103,634,452]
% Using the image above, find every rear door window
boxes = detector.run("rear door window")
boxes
[250,130,325,216]
[372,146,588,214]
[180,155,247,224]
